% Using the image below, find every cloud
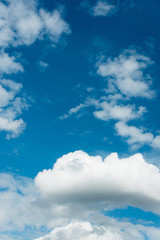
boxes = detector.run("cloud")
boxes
[59,94,158,149]
[97,49,155,98]
[34,218,160,240]
[0,0,71,47]
[0,0,71,139]
[40,8,71,42]
[0,79,28,138]
[39,61,49,69]
[1,151,160,238]
[93,101,146,122]
[35,150,160,215]
[81,0,117,18]
[0,51,23,74]
[92,1,116,17]
[115,121,160,149]
[0,118,25,139]
[35,221,122,240]
[38,61,49,72]
[59,103,87,119]
[60,47,158,149]
[0,172,36,232]
[151,136,160,149]
[0,79,22,107]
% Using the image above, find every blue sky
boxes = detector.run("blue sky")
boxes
[0,0,160,239]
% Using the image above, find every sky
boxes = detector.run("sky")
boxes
[0,0,160,239]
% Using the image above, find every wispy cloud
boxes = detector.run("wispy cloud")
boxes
[81,0,117,17]
[92,1,116,17]
[38,61,49,71]
[59,103,87,119]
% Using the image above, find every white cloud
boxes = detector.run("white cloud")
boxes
[97,50,154,98]
[34,220,127,240]
[92,1,116,17]
[0,79,22,107]
[0,172,38,232]
[60,48,158,149]
[115,121,160,149]
[15,12,42,46]
[0,118,25,139]
[0,0,70,139]
[35,150,160,215]
[1,151,160,238]
[0,79,28,138]
[0,51,23,74]
[34,219,160,240]
[0,0,71,47]
[151,136,160,149]
[59,103,87,119]
[93,101,146,122]
[60,94,159,149]
[40,8,71,42]
[115,121,153,145]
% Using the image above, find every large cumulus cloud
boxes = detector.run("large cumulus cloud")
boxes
[1,150,160,239]
[35,150,160,214]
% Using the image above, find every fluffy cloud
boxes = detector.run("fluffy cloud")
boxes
[115,121,160,149]
[1,150,160,238]
[93,101,146,122]
[34,219,160,240]
[35,221,122,240]
[35,150,160,214]
[92,1,116,17]
[0,0,71,47]
[97,50,154,98]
